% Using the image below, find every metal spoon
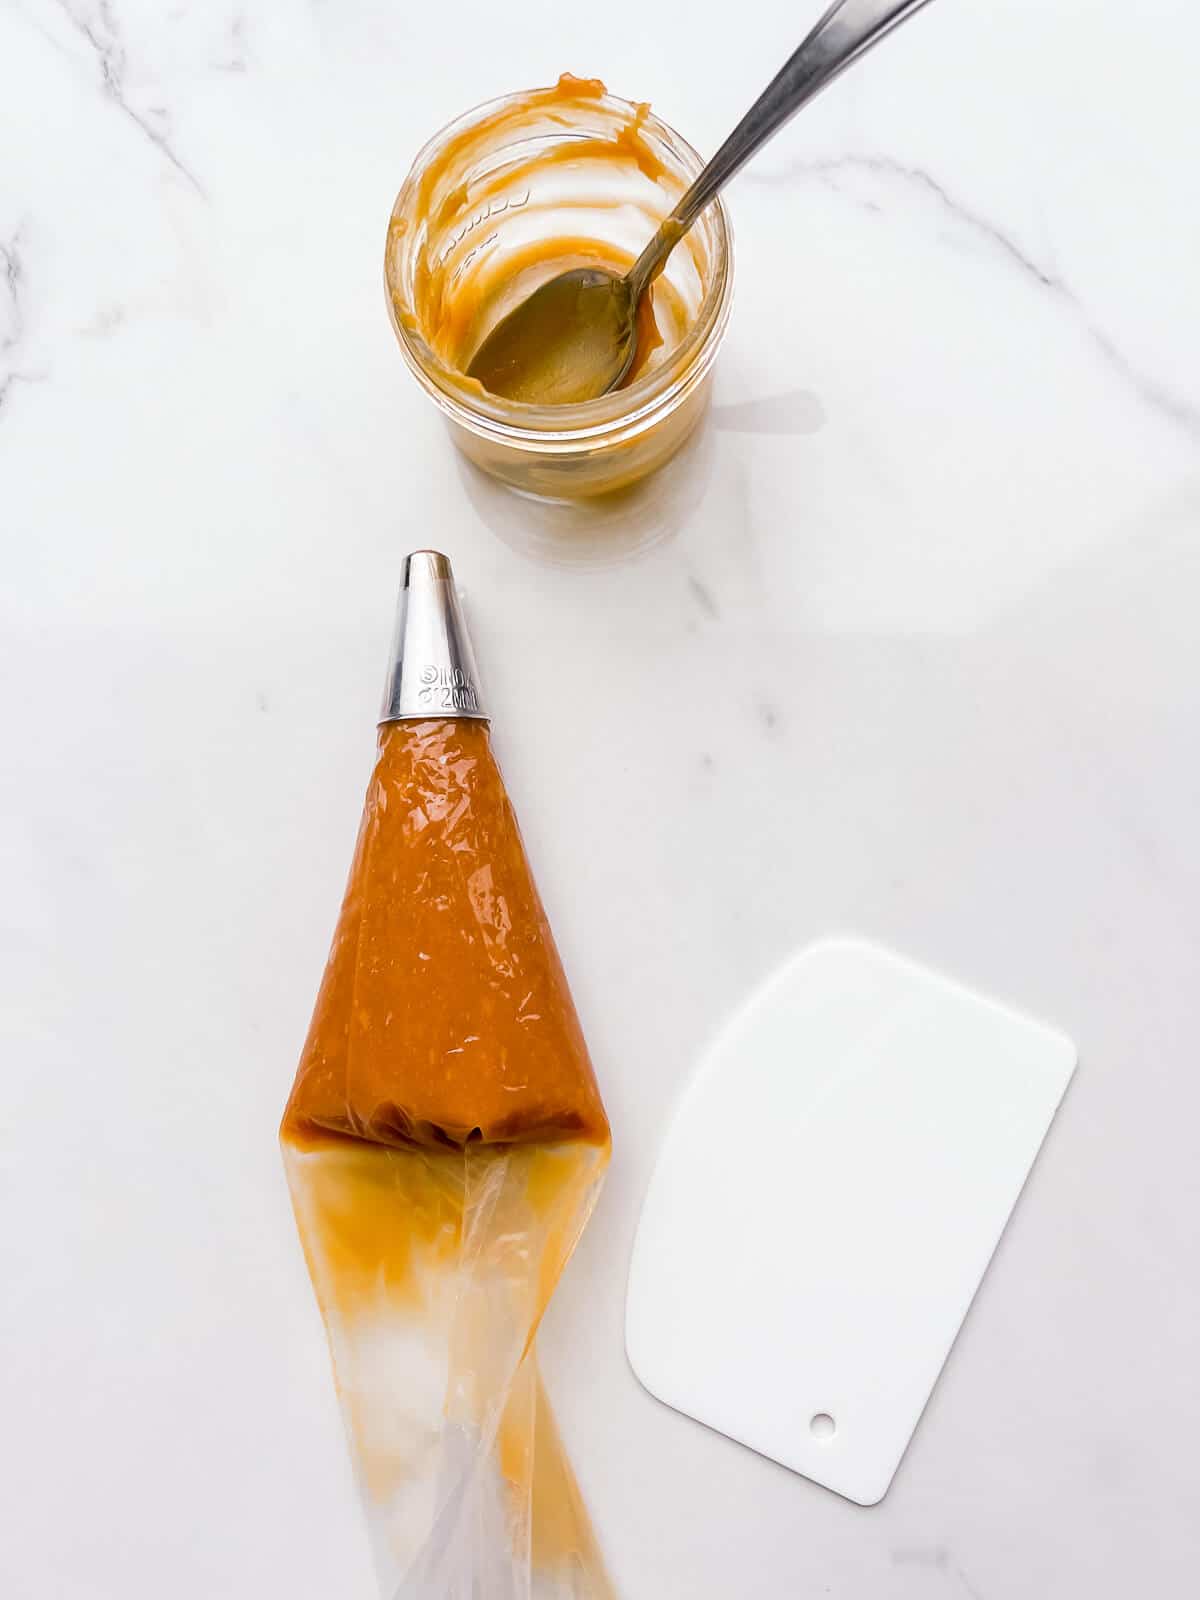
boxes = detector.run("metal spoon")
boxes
[467,0,936,405]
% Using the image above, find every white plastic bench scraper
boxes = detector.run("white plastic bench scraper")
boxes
[625,937,1076,1506]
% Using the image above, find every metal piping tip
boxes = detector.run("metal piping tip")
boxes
[379,550,488,724]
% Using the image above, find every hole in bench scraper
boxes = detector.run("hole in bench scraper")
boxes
[810,1413,836,1440]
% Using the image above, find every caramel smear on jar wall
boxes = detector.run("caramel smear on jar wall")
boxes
[387,74,701,405]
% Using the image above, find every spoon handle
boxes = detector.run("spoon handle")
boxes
[628,0,936,294]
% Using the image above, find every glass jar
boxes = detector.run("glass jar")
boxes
[385,81,733,501]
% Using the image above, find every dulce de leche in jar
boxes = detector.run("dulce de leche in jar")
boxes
[385,75,733,500]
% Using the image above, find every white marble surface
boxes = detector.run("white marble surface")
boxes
[3,2,1199,1596]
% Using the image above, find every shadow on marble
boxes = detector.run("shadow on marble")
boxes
[454,415,716,569]
[710,388,826,436]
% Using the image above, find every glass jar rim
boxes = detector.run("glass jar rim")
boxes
[384,87,734,450]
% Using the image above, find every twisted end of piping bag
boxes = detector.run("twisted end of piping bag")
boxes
[380,549,488,723]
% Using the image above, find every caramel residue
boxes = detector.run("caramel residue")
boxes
[415,74,611,221]
[496,1366,614,1576]
[389,73,702,400]
[626,281,666,384]
[554,72,606,99]
[612,101,667,182]
[285,1138,463,1312]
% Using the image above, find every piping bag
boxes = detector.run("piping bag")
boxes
[281,552,614,1598]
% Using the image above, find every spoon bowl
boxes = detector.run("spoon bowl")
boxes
[467,267,639,407]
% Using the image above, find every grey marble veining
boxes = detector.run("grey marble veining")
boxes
[3,3,1199,1598]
